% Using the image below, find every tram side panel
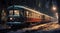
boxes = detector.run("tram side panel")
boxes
[25,10,42,22]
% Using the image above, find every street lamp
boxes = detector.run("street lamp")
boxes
[52,6,57,11]
[51,5,57,12]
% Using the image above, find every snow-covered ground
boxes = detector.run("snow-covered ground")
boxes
[0,21,60,33]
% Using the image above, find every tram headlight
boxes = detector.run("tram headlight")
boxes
[10,18,13,20]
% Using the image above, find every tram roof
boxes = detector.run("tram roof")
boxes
[7,5,24,10]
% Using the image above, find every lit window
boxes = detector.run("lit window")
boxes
[14,10,20,16]
[9,10,20,16]
[26,11,29,16]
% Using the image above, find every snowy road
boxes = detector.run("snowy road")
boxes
[0,21,60,33]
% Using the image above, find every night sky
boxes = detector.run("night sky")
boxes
[0,0,58,17]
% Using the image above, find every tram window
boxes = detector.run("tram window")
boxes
[14,10,20,16]
[26,11,29,17]
[29,12,32,17]
[9,10,20,16]
[32,12,34,18]
[26,11,29,16]
[31,12,32,16]
[42,15,45,20]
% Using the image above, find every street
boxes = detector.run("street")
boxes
[0,21,60,33]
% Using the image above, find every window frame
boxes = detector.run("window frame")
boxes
[9,10,20,16]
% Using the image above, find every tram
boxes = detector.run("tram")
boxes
[1,5,54,28]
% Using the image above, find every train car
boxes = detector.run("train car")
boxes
[3,5,55,28]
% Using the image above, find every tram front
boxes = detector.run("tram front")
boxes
[6,5,25,28]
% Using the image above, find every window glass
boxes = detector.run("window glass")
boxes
[14,10,20,16]
[26,11,29,16]
[9,10,20,16]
